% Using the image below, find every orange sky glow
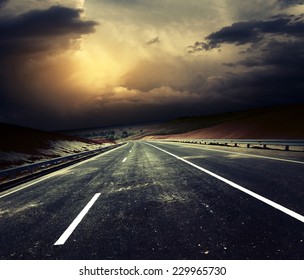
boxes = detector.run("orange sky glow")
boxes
[1,0,304,129]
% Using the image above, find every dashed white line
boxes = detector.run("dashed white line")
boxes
[54,193,101,246]
[145,142,304,224]
[122,157,128,162]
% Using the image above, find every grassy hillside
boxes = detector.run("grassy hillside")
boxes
[0,123,111,169]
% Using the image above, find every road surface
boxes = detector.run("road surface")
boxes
[0,141,303,259]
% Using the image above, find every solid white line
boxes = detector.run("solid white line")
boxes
[145,142,304,224]
[54,193,101,246]
[0,144,127,199]
[122,157,127,162]
[168,142,304,165]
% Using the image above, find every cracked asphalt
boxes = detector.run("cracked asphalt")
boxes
[0,141,303,259]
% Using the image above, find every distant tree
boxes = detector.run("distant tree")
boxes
[121,131,128,138]
[107,134,115,141]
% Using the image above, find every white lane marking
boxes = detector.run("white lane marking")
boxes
[54,193,101,246]
[160,141,304,165]
[0,144,127,199]
[122,157,128,163]
[145,142,304,224]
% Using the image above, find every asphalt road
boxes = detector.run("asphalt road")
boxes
[0,141,303,260]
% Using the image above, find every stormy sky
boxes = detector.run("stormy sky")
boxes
[1,0,304,130]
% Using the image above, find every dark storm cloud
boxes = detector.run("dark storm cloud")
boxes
[146,36,160,45]
[237,40,304,68]
[206,66,304,111]
[223,39,304,104]
[189,14,304,51]
[278,0,304,7]
[0,6,98,56]
[190,12,304,110]
[0,5,98,128]
[0,5,98,80]
[0,0,9,9]
[0,6,97,56]
[0,6,97,38]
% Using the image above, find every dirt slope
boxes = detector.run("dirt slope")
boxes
[144,104,304,140]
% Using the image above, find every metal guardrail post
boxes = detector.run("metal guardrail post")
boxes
[166,139,304,151]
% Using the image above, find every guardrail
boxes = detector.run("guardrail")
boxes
[0,143,125,191]
[157,139,304,151]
